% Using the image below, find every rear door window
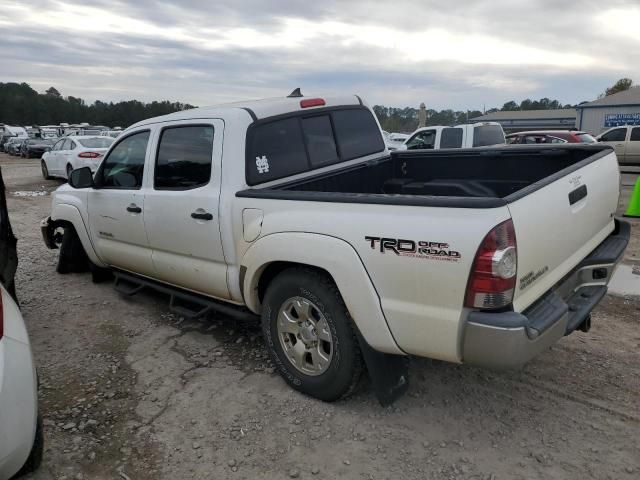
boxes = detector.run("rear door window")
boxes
[630,127,640,141]
[440,128,463,148]
[154,125,214,189]
[473,125,505,147]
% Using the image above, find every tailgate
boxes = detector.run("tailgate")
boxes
[508,150,620,312]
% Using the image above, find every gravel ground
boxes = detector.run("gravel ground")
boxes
[1,152,638,480]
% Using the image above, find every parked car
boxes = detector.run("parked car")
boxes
[397,122,505,150]
[20,139,55,159]
[506,130,597,145]
[4,138,24,156]
[0,167,43,479]
[41,94,628,405]
[596,125,640,165]
[41,136,114,180]
[385,133,409,151]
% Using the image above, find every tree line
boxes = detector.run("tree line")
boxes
[374,78,634,133]
[0,78,633,133]
[0,82,194,127]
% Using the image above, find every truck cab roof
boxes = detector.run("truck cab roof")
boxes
[129,94,364,129]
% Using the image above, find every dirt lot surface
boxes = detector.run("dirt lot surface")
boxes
[1,152,638,480]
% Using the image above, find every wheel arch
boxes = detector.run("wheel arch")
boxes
[51,203,106,267]
[241,232,403,355]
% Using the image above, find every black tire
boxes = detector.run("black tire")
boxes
[261,267,363,402]
[41,161,51,180]
[13,414,44,477]
[56,225,89,274]
[66,164,73,180]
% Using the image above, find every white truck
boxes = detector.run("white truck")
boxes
[596,125,640,165]
[41,93,629,405]
[395,122,505,151]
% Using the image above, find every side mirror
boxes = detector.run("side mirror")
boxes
[68,166,94,189]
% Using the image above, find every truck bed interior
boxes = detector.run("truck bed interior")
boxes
[237,145,611,208]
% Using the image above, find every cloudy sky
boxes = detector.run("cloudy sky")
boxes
[1,0,639,110]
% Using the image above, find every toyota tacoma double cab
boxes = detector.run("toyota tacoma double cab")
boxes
[41,92,629,405]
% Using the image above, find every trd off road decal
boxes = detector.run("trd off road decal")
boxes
[365,236,461,262]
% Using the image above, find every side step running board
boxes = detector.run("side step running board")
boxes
[113,271,258,322]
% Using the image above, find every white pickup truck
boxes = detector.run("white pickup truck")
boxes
[41,93,629,405]
[596,125,640,165]
[395,122,505,151]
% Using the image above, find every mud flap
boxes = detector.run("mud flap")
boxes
[355,330,409,406]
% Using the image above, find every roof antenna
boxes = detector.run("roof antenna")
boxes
[287,88,303,98]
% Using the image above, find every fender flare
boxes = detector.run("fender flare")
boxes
[51,203,106,267]
[241,232,404,355]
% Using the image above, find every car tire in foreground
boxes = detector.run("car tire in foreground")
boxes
[261,267,363,402]
[14,413,44,477]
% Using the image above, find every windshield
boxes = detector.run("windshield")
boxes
[575,133,597,143]
[473,125,505,147]
[78,137,115,148]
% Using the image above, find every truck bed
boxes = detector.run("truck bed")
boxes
[237,145,611,208]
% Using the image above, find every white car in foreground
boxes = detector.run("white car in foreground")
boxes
[41,136,114,180]
[0,285,42,480]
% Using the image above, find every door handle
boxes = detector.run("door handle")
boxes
[126,204,142,213]
[191,209,213,221]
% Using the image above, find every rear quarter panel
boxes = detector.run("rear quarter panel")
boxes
[234,197,510,362]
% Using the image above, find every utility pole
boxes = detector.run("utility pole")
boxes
[418,103,427,128]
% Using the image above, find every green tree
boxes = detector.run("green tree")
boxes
[603,78,633,97]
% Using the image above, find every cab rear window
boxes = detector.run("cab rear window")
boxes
[246,107,384,185]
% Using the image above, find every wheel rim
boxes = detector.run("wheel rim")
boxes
[276,296,333,376]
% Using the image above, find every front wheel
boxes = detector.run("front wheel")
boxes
[41,161,51,180]
[261,268,363,402]
[57,225,89,274]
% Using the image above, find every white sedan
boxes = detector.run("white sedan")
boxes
[0,285,42,480]
[385,133,409,151]
[41,136,114,180]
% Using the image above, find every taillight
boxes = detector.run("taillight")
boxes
[465,219,517,309]
[78,152,101,158]
[300,98,326,108]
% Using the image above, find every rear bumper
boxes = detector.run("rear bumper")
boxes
[462,219,630,369]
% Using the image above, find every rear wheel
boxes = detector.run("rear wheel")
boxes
[261,267,363,402]
[66,164,73,180]
[41,161,51,180]
[57,225,89,274]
